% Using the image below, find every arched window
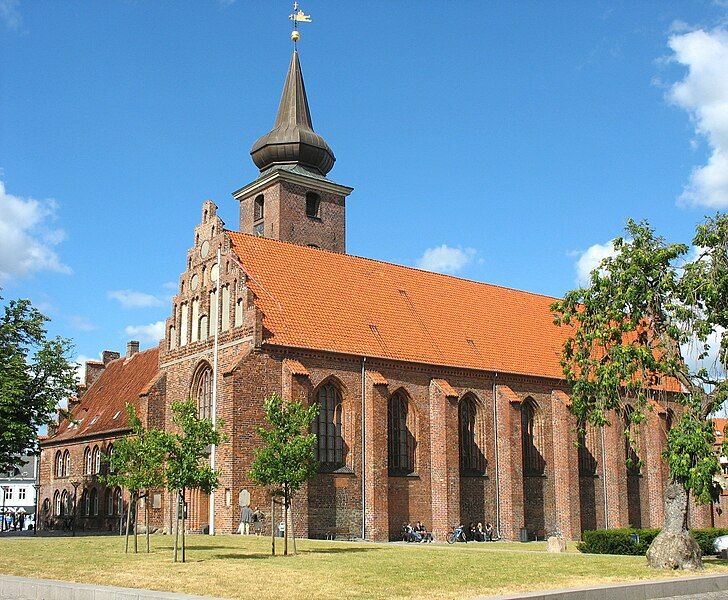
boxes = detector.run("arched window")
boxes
[92,446,100,474]
[192,363,213,420]
[623,406,640,474]
[199,315,209,340]
[81,489,89,516]
[388,391,416,475]
[90,488,98,516]
[83,446,92,475]
[521,398,545,476]
[459,395,487,475]
[63,450,71,478]
[305,192,320,218]
[60,490,69,517]
[578,425,599,476]
[254,195,264,221]
[54,451,63,478]
[114,487,123,515]
[54,491,61,516]
[234,299,244,327]
[106,489,113,516]
[312,383,344,470]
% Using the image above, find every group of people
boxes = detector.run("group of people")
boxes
[402,521,434,543]
[455,521,495,542]
[236,506,263,535]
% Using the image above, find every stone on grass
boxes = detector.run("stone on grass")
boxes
[546,535,566,553]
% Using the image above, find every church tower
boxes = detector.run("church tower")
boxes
[233,50,353,253]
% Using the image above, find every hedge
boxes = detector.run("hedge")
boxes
[578,528,728,556]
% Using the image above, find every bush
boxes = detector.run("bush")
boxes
[578,528,728,556]
[578,528,659,555]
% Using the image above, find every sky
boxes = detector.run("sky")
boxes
[1,0,728,374]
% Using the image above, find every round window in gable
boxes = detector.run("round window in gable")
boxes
[200,240,210,259]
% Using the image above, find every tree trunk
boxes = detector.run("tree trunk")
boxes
[124,492,132,554]
[647,481,702,570]
[181,488,186,564]
[270,496,276,557]
[145,492,150,553]
[133,492,138,554]
[173,490,180,563]
[290,495,297,556]
[283,484,288,557]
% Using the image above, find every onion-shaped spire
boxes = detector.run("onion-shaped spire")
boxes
[250,51,335,176]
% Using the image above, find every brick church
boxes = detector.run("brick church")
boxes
[38,49,714,542]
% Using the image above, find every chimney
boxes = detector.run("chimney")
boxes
[126,340,140,357]
[102,350,120,365]
[85,360,105,387]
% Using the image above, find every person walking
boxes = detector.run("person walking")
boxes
[237,505,253,535]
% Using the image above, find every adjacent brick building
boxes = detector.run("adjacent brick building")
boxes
[38,49,707,541]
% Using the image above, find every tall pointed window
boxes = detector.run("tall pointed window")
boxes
[388,391,416,475]
[81,489,90,516]
[63,450,71,478]
[90,488,99,516]
[578,425,599,476]
[106,489,113,516]
[459,395,487,475]
[54,451,63,478]
[54,491,61,516]
[193,363,213,420]
[92,445,100,474]
[624,406,640,474]
[312,383,344,470]
[84,447,92,475]
[521,398,545,476]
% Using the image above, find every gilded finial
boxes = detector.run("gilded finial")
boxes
[289,1,311,47]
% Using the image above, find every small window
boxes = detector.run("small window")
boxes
[305,192,320,218]
[254,195,264,222]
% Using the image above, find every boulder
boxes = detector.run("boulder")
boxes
[546,535,566,553]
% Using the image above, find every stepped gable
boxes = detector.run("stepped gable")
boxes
[52,347,159,441]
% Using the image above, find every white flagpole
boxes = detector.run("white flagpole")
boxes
[209,248,221,535]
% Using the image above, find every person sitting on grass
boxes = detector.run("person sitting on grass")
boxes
[415,521,433,543]
[475,522,485,542]
[485,521,494,541]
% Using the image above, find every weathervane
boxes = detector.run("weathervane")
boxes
[289,1,311,47]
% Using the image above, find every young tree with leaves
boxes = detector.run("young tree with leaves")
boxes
[0,295,77,470]
[552,214,727,570]
[103,404,167,554]
[250,393,319,556]
[164,400,223,563]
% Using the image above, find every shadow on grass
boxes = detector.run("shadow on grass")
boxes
[212,553,276,560]
[298,547,376,555]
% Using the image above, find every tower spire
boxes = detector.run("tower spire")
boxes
[249,49,335,176]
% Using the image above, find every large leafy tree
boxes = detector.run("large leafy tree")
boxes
[0,295,76,470]
[250,393,318,556]
[164,400,223,563]
[552,215,727,570]
[103,404,167,554]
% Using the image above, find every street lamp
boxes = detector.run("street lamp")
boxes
[70,480,81,537]
[32,484,40,535]
[1,485,9,533]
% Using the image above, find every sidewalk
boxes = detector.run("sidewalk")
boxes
[0,575,223,600]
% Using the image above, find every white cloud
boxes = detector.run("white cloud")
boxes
[73,354,92,385]
[125,321,165,343]
[68,315,97,332]
[416,245,477,274]
[0,180,71,282]
[108,289,164,309]
[573,240,616,286]
[668,27,728,208]
[0,0,21,30]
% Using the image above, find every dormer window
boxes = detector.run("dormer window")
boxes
[305,192,320,218]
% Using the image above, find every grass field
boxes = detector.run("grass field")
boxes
[0,534,727,599]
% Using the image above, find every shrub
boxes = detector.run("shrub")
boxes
[578,529,659,555]
[578,528,728,556]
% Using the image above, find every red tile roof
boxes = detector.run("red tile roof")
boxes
[49,348,159,443]
[229,232,575,379]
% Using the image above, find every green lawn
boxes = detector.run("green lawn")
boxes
[0,534,726,599]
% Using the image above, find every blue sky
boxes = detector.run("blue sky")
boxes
[1,0,727,369]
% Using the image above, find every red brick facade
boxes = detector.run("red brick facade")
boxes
[38,51,715,543]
